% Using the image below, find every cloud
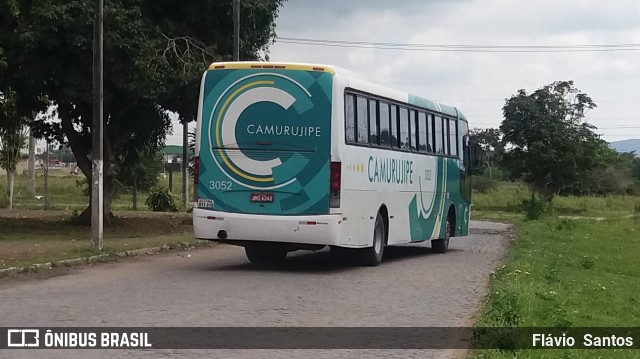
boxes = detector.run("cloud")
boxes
[266,0,640,141]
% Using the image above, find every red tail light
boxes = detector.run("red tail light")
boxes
[193,156,200,186]
[330,162,341,190]
[330,162,341,208]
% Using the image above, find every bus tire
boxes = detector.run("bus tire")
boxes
[245,246,287,264]
[432,217,452,254]
[360,212,386,266]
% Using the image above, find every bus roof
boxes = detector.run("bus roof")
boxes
[206,61,468,121]
[208,61,337,75]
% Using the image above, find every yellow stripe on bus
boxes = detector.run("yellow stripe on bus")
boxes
[215,80,275,183]
[208,62,336,75]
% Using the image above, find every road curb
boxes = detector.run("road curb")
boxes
[0,241,211,277]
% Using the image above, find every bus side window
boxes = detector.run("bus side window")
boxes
[391,104,399,148]
[418,111,428,153]
[369,99,378,145]
[427,114,434,152]
[379,101,390,147]
[345,94,356,143]
[434,116,444,154]
[356,95,368,144]
[399,106,410,150]
[443,117,450,155]
[449,119,458,157]
[409,110,418,152]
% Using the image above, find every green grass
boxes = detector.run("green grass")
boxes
[0,171,198,273]
[473,181,640,219]
[470,183,640,358]
[0,170,190,211]
[0,210,206,269]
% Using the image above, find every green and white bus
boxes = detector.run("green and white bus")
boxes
[193,62,472,266]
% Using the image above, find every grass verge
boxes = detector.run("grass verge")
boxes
[0,210,207,270]
[473,182,640,218]
[469,216,640,358]
[0,171,190,211]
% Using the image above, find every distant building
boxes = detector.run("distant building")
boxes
[161,145,194,173]
[162,145,187,164]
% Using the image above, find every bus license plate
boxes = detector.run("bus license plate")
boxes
[250,193,274,203]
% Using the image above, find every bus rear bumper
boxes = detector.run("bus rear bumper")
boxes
[193,208,345,247]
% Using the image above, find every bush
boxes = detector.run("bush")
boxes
[145,187,179,212]
[471,175,498,193]
[75,177,90,196]
[521,195,549,220]
[482,167,505,181]
[629,181,640,196]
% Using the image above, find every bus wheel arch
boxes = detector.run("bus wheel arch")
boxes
[447,205,456,237]
[378,204,389,246]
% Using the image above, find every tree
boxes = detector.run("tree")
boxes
[469,128,504,178]
[500,81,605,202]
[1,0,285,222]
[113,146,164,210]
[0,89,28,209]
[570,148,637,196]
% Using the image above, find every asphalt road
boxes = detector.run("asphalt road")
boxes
[0,221,511,359]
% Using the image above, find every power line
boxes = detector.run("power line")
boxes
[278,37,640,53]
[472,123,640,129]
[438,99,640,105]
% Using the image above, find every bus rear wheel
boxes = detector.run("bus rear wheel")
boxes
[245,246,287,264]
[360,213,386,266]
[431,217,452,254]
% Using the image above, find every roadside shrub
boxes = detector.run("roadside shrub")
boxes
[472,175,497,194]
[75,177,90,196]
[521,195,549,220]
[145,187,179,212]
[555,219,577,231]
[483,167,505,181]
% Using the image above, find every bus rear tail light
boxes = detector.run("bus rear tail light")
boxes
[330,162,341,208]
[193,156,200,186]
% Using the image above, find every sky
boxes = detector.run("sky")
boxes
[248,0,640,144]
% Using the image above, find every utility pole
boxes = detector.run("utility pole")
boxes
[91,0,104,251]
[233,0,240,61]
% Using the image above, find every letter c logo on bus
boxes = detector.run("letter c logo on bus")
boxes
[207,73,317,190]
